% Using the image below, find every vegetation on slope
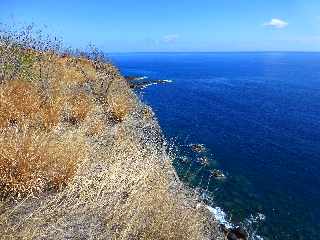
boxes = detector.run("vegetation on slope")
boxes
[0,25,223,239]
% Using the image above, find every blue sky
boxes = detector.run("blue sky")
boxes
[1,0,320,52]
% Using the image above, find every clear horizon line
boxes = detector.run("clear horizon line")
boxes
[106,50,320,54]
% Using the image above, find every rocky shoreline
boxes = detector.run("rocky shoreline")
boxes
[125,76,172,89]
[125,75,248,240]
[0,60,229,239]
[125,75,249,240]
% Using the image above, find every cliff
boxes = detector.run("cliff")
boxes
[0,36,224,239]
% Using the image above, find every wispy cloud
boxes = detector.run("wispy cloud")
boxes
[162,34,179,43]
[264,18,288,29]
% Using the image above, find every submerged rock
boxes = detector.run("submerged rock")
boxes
[198,156,209,166]
[124,76,138,81]
[191,144,206,153]
[228,226,248,240]
[180,156,189,163]
[125,76,171,89]
[227,232,238,240]
[211,169,226,179]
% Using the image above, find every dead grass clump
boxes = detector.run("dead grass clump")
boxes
[0,127,87,200]
[53,56,97,89]
[0,80,43,128]
[106,82,137,122]
[40,98,65,130]
[0,79,68,130]
[68,93,93,123]
[75,57,97,81]
[108,96,131,122]
[99,130,210,240]
[86,118,105,136]
[105,165,207,240]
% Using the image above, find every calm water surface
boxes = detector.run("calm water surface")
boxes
[109,52,320,240]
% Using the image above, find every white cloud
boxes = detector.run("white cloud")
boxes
[162,34,179,43]
[264,18,288,29]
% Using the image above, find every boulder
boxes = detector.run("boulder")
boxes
[227,232,238,240]
[198,156,209,166]
[191,144,206,153]
[211,169,226,179]
[231,226,248,239]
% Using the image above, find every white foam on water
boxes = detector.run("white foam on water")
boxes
[206,206,234,229]
[205,205,265,240]
[135,76,148,80]
[140,82,158,89]
[140,79,173,89]
[245,213,266,225]
[244,213,266,240]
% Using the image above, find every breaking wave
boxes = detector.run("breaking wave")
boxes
[207,206,234,229]
[135,76,148,80]
[206,205,265,240]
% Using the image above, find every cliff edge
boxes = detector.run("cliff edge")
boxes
[0,40,224,239]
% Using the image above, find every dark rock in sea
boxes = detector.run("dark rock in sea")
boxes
[125,76,172,89]
[211,169,226,179]
[219,224,229,234]
[198,156,209,166]
[128,82,150,89]
[191,144,206,153]
[227,232,238,240]
[124,76,138,81]
[220,224,248,240]
[125,76,143,88]
[156,79,170,84]
[179,156,189,163]
[231,226,248,239]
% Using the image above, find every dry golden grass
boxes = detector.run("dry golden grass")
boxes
[0,127,87,200]
[40,96,65,130]
[68,92,93,123]
[105,167,207,240]
[109,95,131,121]
[0,80,43,128]
[105,78,137,122]
[0,45,96,201]
[96,123,215,240]
[0,34,223,239]
[86,118,105,136]
[56,56,97,86]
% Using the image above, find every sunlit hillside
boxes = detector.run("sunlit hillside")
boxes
[0,26,223,240]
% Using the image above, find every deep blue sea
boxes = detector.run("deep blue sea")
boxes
[109,52,320,240]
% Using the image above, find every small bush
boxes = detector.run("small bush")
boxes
[0,80,43,128]
[86,118,105,136]
[106,81,136,122]
[40,97,65,130]
[0,26,99,201]
[0,127,87,200]
[109,96,130,122]
[68,93,93,123]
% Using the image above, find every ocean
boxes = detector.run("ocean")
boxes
[109,52,320,240]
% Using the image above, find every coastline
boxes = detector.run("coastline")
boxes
[0,59,225,239]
